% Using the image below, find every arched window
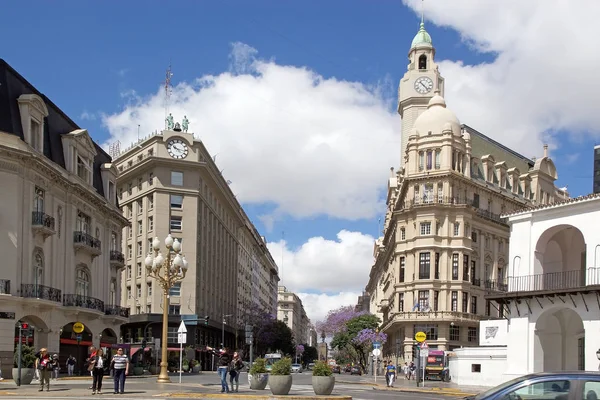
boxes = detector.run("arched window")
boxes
[76,266,90,298]
[33,251,44,287]
[418,54,427,70]
[109,279,116,305]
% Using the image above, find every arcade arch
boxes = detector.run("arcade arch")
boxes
[534,307,584,372]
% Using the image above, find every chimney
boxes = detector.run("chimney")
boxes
[543,144,548,158]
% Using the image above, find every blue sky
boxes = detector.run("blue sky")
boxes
[4,0,600,322]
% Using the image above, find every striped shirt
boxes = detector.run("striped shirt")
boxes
[112,355,129,370]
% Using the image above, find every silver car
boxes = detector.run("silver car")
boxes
[464,371,600,400]
[291,363,303,373]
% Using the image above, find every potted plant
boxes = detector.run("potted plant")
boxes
[182,358,190,372]
[248,358,269,390]
[190,359,201,373]
[12,345,36,385]
[312,360,335,395]
[268,357,292,395]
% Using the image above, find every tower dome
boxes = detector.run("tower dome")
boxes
[413,92,461,136]
[411,22,433,49]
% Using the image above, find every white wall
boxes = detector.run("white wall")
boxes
[448,346,507,387]
[479,319,508,346]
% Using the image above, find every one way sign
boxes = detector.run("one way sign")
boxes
[178,320,187,333]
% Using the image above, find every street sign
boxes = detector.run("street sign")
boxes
[245,324,253,333]
[75,334,82,341]
[421,348,429,357]
[421,341,429,349]
[177,320,187,333]
[372,348,381,357]
[73,322,85,334]
[415,331,426,342]
[177,332,187,344]
[245,336,253,345]
[373,341,381,349]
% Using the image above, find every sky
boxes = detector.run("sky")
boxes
[4,0,600,324]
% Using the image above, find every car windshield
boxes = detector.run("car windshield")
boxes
[292,364,301,367]
[472,375,532,400]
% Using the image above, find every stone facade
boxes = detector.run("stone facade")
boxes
[277,286,311,345]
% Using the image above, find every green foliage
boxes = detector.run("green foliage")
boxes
[312,360,332,377]
[249,358,267,374]
[14,345,36,368]
[328,313,381,372]
[301,345,318,363]
[346,314,380,337]
[270,357,292,375]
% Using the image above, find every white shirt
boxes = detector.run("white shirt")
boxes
[96,358,104,368]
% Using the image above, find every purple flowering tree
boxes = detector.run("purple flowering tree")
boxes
[295,344,305,363]
[352,329,388,348]
[315,305,368,337]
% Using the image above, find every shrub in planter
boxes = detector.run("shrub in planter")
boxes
[248,358,269,390]
[269,357,292,395]
[312,360,335,395]
[12,345,37,385]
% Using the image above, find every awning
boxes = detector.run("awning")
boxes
[130,347,151,356]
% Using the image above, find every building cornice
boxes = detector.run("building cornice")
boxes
[503,192,600,219]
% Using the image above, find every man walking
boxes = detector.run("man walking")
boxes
[110,348,129,394]
[66,355,76,376]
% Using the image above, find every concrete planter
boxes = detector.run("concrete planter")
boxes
[249,373,269,390]
[11,368,35,385]
[312,375,335,395]
[269,374,292,395]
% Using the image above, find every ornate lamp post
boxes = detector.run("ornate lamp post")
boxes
[145,234,188,383]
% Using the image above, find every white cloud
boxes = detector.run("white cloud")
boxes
[80,111,97,121]
[403,0,600,153]
[266,230,374,322]
[103,43,398,222]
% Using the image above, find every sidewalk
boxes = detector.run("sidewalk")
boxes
[337,376,484,397]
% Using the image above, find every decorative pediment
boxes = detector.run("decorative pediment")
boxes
[17,94,49,118]
[65,129,98,157]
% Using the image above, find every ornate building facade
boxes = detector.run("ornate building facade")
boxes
[365,22,569,362]
[277,286,312,346]
[0,59,129,376]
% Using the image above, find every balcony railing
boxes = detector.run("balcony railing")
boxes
[109,250,125,264]
[105,305,130,318]
[73,231,102,254]
[506,268,600,293]
[32,211,55,230]
[484,279,508,292]
[20,284,62,302]
[63,294,105,312]
[0,279,10,294]
[473,208,507,225]
[471,278,481,287]
[404,195,470,209]
[390,311,481,322]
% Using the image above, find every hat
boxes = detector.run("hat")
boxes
[53,354,58,358]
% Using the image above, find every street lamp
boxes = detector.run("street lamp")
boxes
[145,234,188,383]
[221,314,233,348]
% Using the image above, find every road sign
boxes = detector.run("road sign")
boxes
[372,348,381,357]
[421,348,429,357]
[177,332,187,344]
[415,331,426,342]
[76,334,82,341]
[177,320,187,333]
[73,322,85,334]
[420,341,429,349]
[245,324,253,333]
[373,341,381,349]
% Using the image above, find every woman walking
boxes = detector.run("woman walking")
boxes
[229,352,244,393]
[34,348,52,392]
[89,348,107,395]
[110,347,129,394]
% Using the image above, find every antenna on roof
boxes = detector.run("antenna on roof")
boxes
[164,63,173,130]
[137,124,141,142]
[108,141,121,159]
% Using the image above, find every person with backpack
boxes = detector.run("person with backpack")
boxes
[229,352,244,393]
[34,348,53,392]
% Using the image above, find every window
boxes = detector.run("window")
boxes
[30,119,41,151]
[426,150,433,170]
[75,267,90,297]
[170,195,183,209]
[170,216,182,231]
[127,183,133,195]
[471,231,477,242]
[505,380,571,399]
[435,150,441,169]
[472,193,480,208]
[146,305,152,313]
[420,222,431,235]
[76,155,92,184]
[451,291,458,312]
[137,177,142,190]
[127,265,132,279]
[434,252,440,279]
[148,216,154,231]
[136,305,141,314]
[136,284,142,298]
[137,262,142,277]
[418,290,429,311]
[171,171,184,186]
[110,232,118,251]
[471,296,477,314]
[169,305,181,315]
[463,255,469,281]
[418,54,427,70]
[468,327,477,342]
[137,220,143,235]
[147,282,152,297]
[127,286,131,299]
[137,241,142,256]
[424,184,434,203]
[126,205,132,219]
[109,280,116,305]
[449,325,460,341]
[169,282,181,296]
[127,227,132,239]
[399,293,404,312]
[148,194,154,209]
[462,292,469,313]
[400,228,406,240]
[34,187,45,212]
[485,300,491,316]
[419,152,424,171]
[76,211,91,234]
[413,324,438,341]
[578,337,585,371]
[127,244,132,258]
[399,257,405,282]
[33,252,44,287]
[452,254,459,280]
[148,172,154,185]
[118,188,123,200]
[471,364,481,373]
[433,290,439,311]
[137,199,143,215]
[419,252,430,279]
[453,222,460,236]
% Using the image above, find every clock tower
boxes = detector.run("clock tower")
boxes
[398,18,445,163]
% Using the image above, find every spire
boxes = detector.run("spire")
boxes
[411,0,433,49]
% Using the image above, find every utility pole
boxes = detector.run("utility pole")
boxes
[221,314,233,348]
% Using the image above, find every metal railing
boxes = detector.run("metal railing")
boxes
[392,311,480,322]
[110,250,125,263]
[20,284,62,302]
[404,195,470,209]
[484,279,508,292]
[32,211,55,230]
[105,305,130,318]
[63,294,105,312]
[0,279,10,294]
[506,268,600,292]
[471,278,481,287]
[74,231,102,251]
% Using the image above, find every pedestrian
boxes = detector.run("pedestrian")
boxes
[89,348,107,395]
[110,347,129,394]
[229,352,244,393]
[385,361,397,387]
[66,355,76,376]
[51,354,60,380]
[207,346,231,393]
[34,348,52,392]
[86,346,97,389]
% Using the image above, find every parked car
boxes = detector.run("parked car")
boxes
[332,365,341,374]
[291,363,303,373]
[307,363,315,371]
[350,366,362,376]
[344,365,352,373]
[463,372,600,400]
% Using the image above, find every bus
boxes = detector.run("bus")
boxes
[424,350,450,381]
[265,353,282,372]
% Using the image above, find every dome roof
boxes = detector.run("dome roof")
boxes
[411,22,433,49]
[413,93,461,137]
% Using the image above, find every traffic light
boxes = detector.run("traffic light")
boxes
[141,339,147,348]
[21,323,29,330]
[204,316,209,325]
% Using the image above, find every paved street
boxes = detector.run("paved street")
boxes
[0,372,480,399]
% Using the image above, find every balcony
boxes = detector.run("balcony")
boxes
[109,250,125,268]
[105,305,130,318]
[484,279,508,292]
[63,294,105,313]
[404,195,470,209]
[20,284,61,302]
[471,278,481,287]
[73,231,102,257]
[385,311,481,327]
[0,279,10,294]
[31,211,56,238]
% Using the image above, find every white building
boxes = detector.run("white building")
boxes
[449,193,600,387]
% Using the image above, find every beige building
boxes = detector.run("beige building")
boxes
[114,124,278,351]
[0,59,129,375]
[365,21,569,361]
[277,286,312,345]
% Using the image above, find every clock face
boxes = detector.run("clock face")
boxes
[414,77,434,94]
[167,139,189,159]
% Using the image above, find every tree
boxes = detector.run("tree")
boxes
[329,313,381,370]
[256,319,294,356]
[315,305,367,337]
[301,345,318,364]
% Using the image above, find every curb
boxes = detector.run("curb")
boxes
[164,395,352,399]
[372,386,477,397]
